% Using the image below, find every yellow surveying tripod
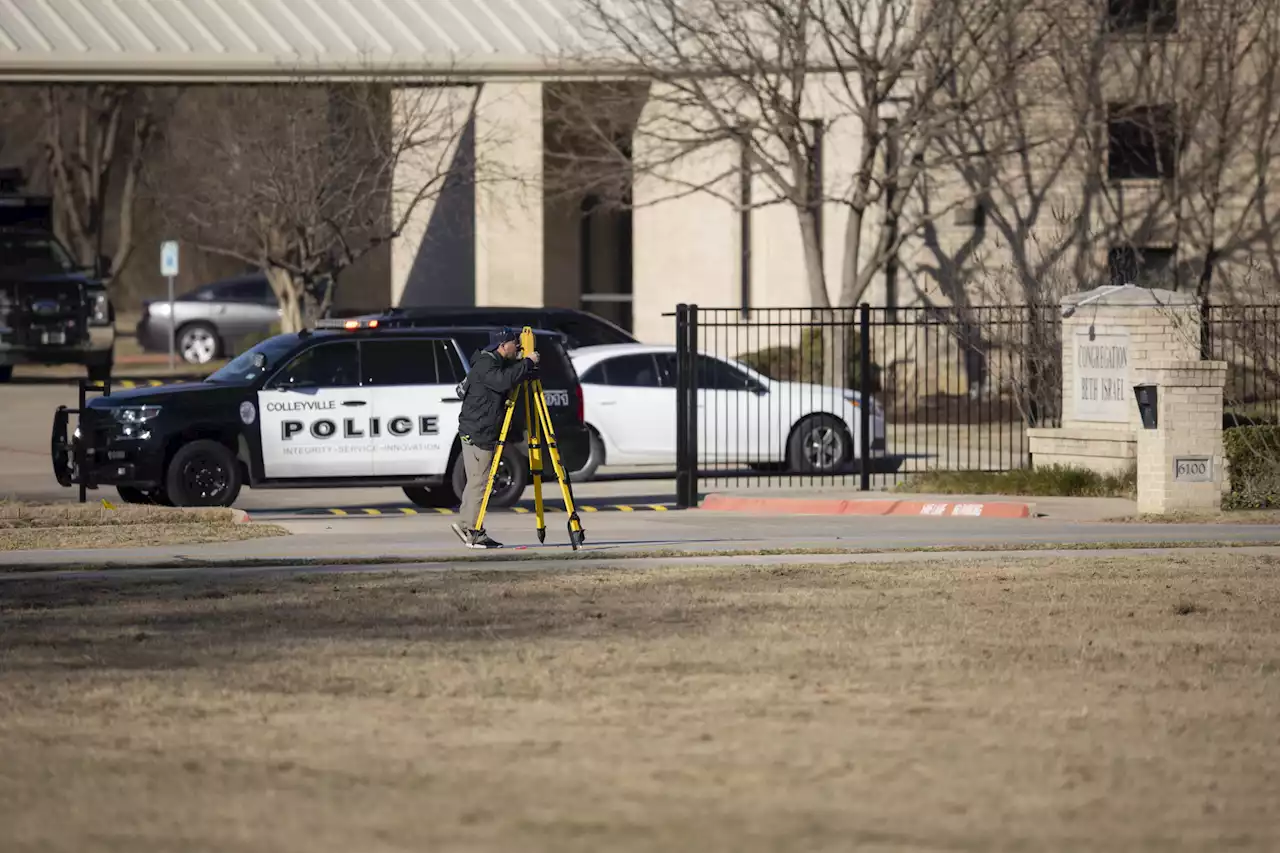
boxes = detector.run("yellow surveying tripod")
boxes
[471,327,587,550]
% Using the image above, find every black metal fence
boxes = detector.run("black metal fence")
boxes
[672,303,1063,506]
[1202,304,1280,425]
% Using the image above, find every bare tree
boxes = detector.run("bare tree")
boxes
[548,0,1042,384]
[40,85,174,281]
[155,81,487,333]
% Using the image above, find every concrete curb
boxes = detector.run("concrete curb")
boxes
[698,494,1035,519]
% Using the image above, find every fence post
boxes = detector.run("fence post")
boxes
[688,305,699,505]
[858,303,872,492]
[1199,295,1212,360]
[675,304,693,508]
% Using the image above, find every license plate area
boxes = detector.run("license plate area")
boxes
[544,389,570,407]
[41,329,66,345]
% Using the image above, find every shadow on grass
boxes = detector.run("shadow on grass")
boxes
[0,568,798,674]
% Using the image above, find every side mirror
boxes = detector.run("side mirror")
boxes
[97,255,112,277]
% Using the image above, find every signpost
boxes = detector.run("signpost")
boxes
[160,240,179,370]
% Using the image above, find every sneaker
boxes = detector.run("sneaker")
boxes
[450,522,471,545]
[467,529,503,550]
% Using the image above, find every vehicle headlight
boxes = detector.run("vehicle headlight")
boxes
[90,292,110,324]
[111,406,161,424]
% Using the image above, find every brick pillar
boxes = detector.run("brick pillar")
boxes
[1134,360,1228,515]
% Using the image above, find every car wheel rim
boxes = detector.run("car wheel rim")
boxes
[181,452,229,502]
[182,329,217,364]
[494,458,515,495]
[804,426,842,470]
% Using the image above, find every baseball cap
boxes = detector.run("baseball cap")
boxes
[484,326,520,352]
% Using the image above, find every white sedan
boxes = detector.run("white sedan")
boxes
[569,343,886,478]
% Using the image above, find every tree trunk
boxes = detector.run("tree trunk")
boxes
[796,207,848,389]
[266,266,304,333]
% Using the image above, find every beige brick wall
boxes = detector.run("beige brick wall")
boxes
[1134,360,1229,515]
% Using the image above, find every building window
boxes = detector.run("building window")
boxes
[1108,246,1177,288]
[1107,0,1177,34]
[1108,104,1178,180]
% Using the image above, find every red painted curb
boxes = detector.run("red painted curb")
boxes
[698,494,1032,519]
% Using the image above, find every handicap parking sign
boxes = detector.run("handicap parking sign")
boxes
[160,240,179,277]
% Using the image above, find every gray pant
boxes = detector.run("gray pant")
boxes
[458,439,496,531]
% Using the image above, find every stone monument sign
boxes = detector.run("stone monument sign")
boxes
[1073,328,1131,423]
[1027,284,1200,475]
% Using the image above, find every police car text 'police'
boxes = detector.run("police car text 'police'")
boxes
[281,416,440,440]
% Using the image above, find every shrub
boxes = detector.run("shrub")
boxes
[1223,425,1280,509]
[737,327,882,392]
[895,463,1137,498]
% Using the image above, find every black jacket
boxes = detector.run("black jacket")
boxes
[457,349,533,449]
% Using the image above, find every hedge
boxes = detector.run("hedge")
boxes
[1223,425,1280,509]
[736,327,882,392]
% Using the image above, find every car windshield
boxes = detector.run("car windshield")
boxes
[0,233,77,275]
[204,335,300,385]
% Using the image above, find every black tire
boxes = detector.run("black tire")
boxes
[164,439,242,507]
[176,323,221,365]
[116,485,169,506]
[449,443,528,509]
[0,365,11,383]
[787,414,852,474]
[402,485,453,509]
[571,427,605,481]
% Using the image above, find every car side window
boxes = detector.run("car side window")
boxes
[654,353,678,388]
[600,354,661,387]
[436,340,466,385]
[698,355,753,391]
[361,339,446,386]
[581,363,606,384]
[269,342,359,388]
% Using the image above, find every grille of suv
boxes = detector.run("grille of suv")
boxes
[7,281,86,346]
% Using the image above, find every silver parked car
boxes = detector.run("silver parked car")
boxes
[136,273,279,364]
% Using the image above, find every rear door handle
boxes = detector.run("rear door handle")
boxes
[600,400,617,406]
[442,397,462,403]
[343,400,367,407]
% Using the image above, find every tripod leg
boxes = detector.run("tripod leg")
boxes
[532,379,586,549]
[472,391,518,535]
[525,384,546,543]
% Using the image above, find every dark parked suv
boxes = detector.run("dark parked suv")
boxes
[372,306,637,350]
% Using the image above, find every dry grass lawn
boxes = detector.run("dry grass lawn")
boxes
[2,554,1279,852]
[0,503,288,550]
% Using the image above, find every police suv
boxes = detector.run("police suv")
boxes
[51,320,590,509]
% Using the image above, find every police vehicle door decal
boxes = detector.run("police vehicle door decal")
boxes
[257,341,375,479]
[363,338,461,477]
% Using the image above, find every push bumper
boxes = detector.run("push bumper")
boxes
[51,405,165,491]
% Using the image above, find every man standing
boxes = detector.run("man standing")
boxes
[451,327,540,549]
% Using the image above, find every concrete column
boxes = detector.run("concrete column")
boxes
[631,83,738,344]
[1134,360,1229,515]
[474,82,544,307]
[390,86,479,308]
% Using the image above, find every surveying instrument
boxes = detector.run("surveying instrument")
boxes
[471,326,587,550]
